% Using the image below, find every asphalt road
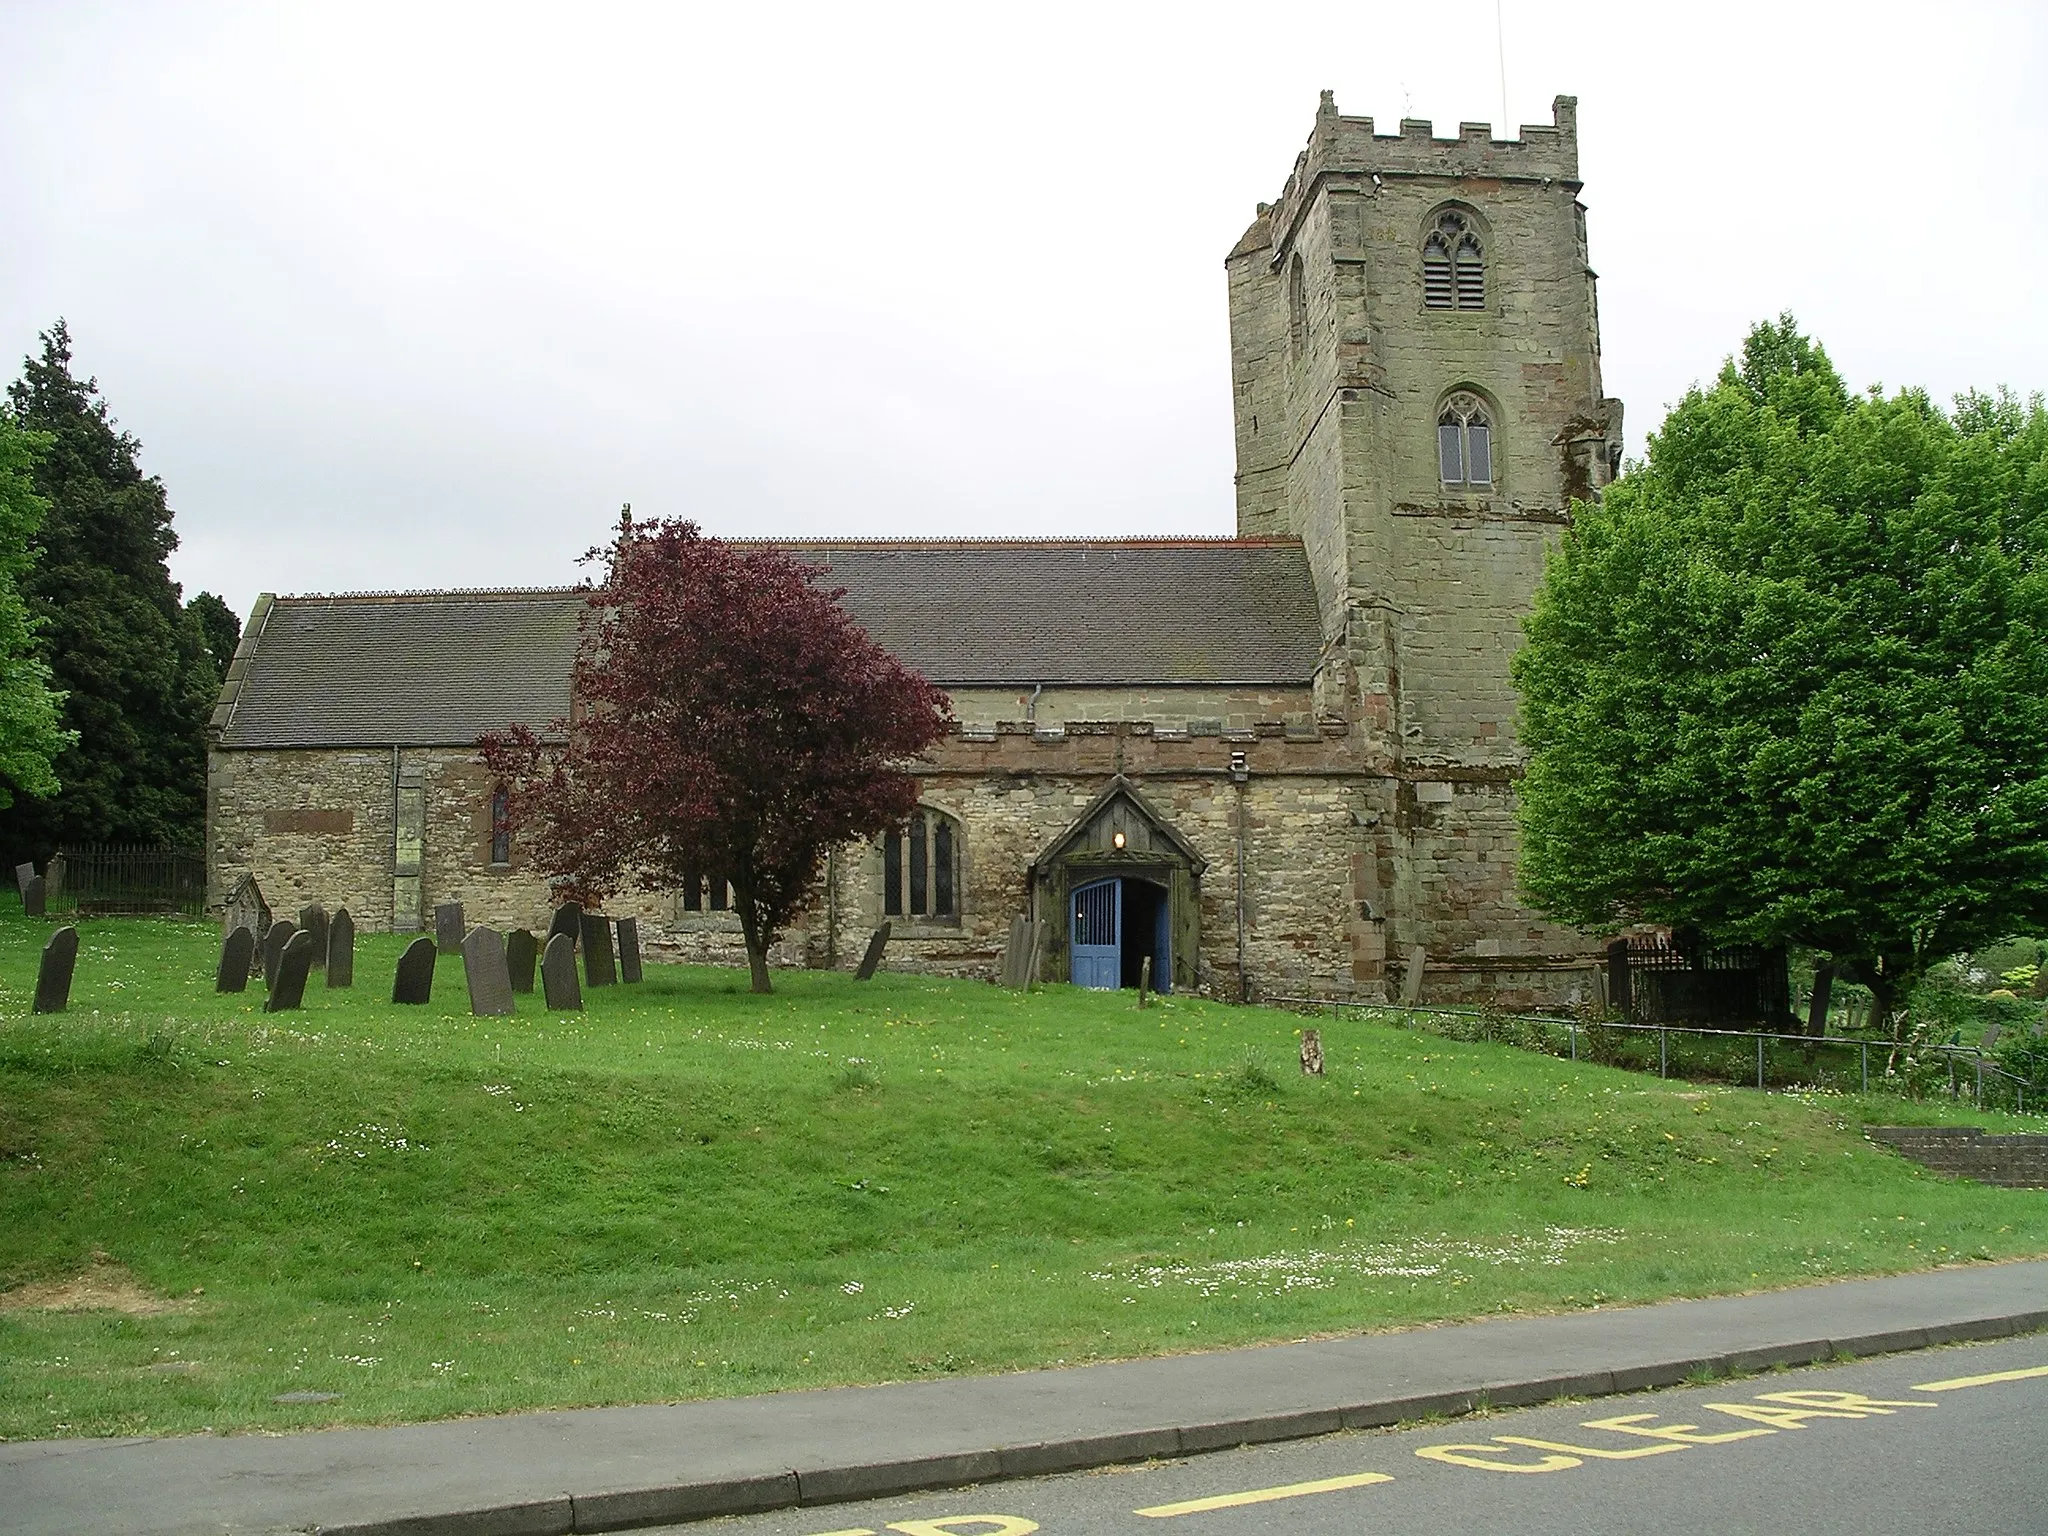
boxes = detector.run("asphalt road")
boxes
[685,1337,2048,1536]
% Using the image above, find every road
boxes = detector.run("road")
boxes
[682,1337,2048,1536]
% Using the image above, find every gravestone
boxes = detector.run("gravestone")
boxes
[13,861,33,898]
[1000,915,1029,988]
[33,926,79,1013]
[44,854,65,907]
[434,902,466,953]
[1137,954,1151,1008]
[854,922,891,981]
[223,873,271,947]
[1982,1021,2002,1051]
[462,926,516,1017]
[22,874,44,918]
[264,931,316,1013]
[298,904,330,971]
[547,902,582,948]
[261,921,299,991]
[1400,945,1427,1006]
[617,917,643,983]
[581,913,617,987]
[392,936,437,1004]
[326,908,355,987]
[216,926,256,993]
[1300,1028,1325,1076]
[505,929,538,994]
[541,932,582,1010]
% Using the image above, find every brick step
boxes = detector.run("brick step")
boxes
[1865,1126,2048,1188]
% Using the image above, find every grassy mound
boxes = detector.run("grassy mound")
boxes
[2,914,2042,1439]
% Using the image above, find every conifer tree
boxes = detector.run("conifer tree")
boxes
[0,322,216,862]
[0,416,71,809]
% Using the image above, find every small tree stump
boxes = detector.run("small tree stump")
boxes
[1137,955,1151,1008]
[1300,1028,1325,1076]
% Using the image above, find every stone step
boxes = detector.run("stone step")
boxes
[1865,1125,2048,1188]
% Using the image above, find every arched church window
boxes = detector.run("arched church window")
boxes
[1287,254,1308,354]
[1423,210,1484,310]
[884,809,959,920]
[488,785,511,865]
[1438,392,1494,488]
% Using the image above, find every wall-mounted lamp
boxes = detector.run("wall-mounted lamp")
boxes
[1229,750,1249,784]
[1112,830,1127,849]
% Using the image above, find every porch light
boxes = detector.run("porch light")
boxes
[1112,830,1126,849]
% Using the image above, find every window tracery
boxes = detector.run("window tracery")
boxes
[1423,210,1485,310]
[1438,392,1494,488]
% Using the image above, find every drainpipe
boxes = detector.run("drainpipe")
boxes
[1025,682,1045,726]
[1231,749,1249,1002]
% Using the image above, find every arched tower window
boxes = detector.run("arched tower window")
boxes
[1438,392,1494,488]
[1286,253,1308,354]
[883,808,959,920]
[1423,210,1485,310]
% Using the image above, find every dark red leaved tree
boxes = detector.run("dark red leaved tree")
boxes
[480,512,952,992]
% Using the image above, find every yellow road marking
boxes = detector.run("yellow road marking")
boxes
[1495,1433,1686,1460]
[1913,1363,2048,1392]
[1415,1443,1579,1473]
[806,1529,876,1536]
[1134,1470,1394,1518]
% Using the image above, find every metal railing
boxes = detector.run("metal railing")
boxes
[1266,995,2033,1115]
[46,844,208,918]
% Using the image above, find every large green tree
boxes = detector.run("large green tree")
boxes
[1514,317,2048,1031]
[0,416,72,808]
[0,321,217,862]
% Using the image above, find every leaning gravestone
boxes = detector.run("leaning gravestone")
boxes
[261,921,299,991]
[33,926,79,1014]
[462,926,516,1017]
[434,902,466,953]
[326,908,355,988]
[22,874,45,918]
[505,929,538,994]
[13,861,33,899]
[1982,1021,2003,1052]
[541,932,582,1011]
[298,904,330,971]
[392,936,437,1004]
[581,912,617,987]
[216,926,256,993]
[548,901,582,948]
[617,917,643,983]
[264,931,316,1013]
[854,922,891,981]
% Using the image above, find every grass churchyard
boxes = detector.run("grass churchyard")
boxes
[1,913,2044,1441]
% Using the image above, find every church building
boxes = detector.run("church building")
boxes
[207,94,1623,1005]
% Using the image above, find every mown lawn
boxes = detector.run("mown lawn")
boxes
[2,912,2043,1440]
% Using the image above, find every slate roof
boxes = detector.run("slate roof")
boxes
[214,538,1323,749]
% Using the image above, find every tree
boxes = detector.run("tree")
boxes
[0,416,72,808]
[185,591,242,681]
[1514,316,2048,1034]
[0,322,218,862]
[481,513,953,993]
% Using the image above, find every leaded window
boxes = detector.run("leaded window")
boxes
[1438,392,1494,488]
[489,786,511,865]
[680,871,731,912]
[1423,210,1485,310]
[883,810,959,920]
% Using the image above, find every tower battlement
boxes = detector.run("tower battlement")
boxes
[1252,94,1581,256]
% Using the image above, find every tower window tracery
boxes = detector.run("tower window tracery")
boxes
[1423,210,1485,310]
[1438,392,1494,488]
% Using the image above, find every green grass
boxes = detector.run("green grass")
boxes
[2,912,2044,1441]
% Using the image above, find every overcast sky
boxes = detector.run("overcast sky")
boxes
[4,1,2043,623]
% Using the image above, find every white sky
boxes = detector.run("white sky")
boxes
[4,1,2043,623]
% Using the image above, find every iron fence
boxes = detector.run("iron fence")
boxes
[47,844,208,918]
[1267,995,2035,1115]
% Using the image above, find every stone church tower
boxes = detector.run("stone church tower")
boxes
[1226,94,1623,981]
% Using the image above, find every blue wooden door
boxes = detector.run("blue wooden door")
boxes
[1070,878,1120,989]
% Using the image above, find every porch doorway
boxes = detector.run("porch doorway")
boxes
[1069,876,1170,992]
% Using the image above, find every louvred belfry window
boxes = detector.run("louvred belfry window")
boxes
[883,809,959,920]
[1423,210,1484,310]
[1438,392,1494,488]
